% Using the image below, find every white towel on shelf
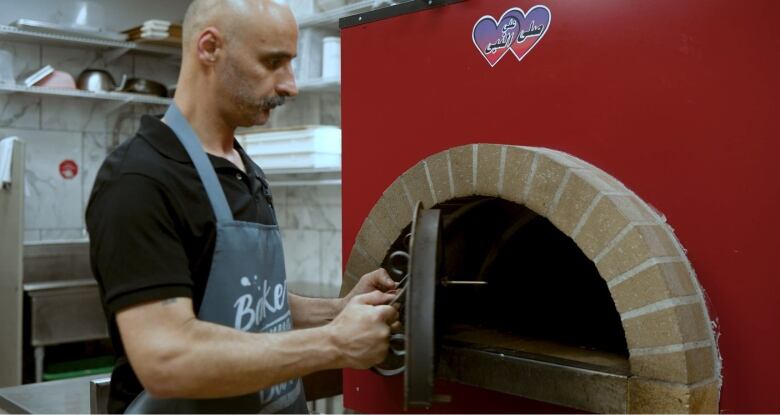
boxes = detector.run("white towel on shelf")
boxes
[0,136,20,188]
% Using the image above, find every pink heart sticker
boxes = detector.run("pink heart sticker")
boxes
[472,9,523,67]
[472,6,551,66]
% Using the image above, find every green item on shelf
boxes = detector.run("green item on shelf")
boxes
[42,355,114,381]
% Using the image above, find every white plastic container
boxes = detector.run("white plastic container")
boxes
[296,28,326,81]
[240,126,341,170]
[322,36,341,79]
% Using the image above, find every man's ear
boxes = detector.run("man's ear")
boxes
[197,27,222,65]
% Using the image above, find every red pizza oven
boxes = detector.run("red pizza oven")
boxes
[337,0,780,412]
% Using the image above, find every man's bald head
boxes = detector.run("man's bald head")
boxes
[181,0,292,52]
[176,0,298,128]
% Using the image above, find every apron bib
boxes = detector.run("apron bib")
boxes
[124,105,308,414]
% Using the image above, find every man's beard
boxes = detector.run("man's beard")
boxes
[222,61,286,126]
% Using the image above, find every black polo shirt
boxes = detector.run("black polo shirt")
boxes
[85,115,277,413]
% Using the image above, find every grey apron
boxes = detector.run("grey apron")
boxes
[125,104,308,414]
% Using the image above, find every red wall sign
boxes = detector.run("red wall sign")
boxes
[59,159,78,180]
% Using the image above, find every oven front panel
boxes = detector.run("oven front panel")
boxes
[340,0,780,412]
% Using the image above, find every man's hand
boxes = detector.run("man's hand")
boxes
[327,291,399,369]
[339,268,397,312]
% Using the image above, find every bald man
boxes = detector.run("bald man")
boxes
[86,1,398,413]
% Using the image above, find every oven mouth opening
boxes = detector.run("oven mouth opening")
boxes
[382,196,631,391]
[385,196,628,355]
[435,196,628,357]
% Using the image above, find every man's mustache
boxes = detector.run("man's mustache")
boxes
[260,96,286,110]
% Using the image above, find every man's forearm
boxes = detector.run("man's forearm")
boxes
[288,293,343,329]
[141,318,341,399]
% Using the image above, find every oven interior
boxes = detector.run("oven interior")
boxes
[381,196,631,401]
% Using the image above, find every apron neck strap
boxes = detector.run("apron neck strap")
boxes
[163,104,233,223]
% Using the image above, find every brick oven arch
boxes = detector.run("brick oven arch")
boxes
[343,144,721,413]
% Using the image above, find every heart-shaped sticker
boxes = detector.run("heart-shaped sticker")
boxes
[472,5,551,67]
[472,9,523,67]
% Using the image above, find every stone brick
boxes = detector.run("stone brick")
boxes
[630,346,715,384]
[449,144,475,198]
[596,224,681,281]
[623,303,710,349]
[379,178,413,231]
[543,148,630,192]
[340,271,359,296]
[499,146,535,204]
[524,152,568,216]
[611,260,697,314]
[355,217,392,265]
[344,243,379,284]
[474,144,502,196]
[425,150,452,205]
[367,199,405,248]
[688,379,721,413]
[401,161,435,210]
[628,378,720,414]
[548,170,601,236]
[536,148,589,168]
[574,194,659,260]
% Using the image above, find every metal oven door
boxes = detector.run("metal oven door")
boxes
[373,202,442,410]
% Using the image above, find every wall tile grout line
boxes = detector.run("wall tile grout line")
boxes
[471,144,478,194]
[344,270,358,283]
[593,220,657,264]
[445,150,455,199]
[497,145,507,196]
[629,340,713,357]
[366,216,391,246]
[607,256,684,289]
[546,168,572,217]
[570,192,603,239]
[354,242,380,266]
[423,160,437,205]
[521,152,539,202]
[399,176,415,210]
[620,294,701,321]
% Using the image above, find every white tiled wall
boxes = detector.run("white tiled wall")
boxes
[277,184,343,298]
[1,1,344,295]
[0,51,174,242]
[0,0,190,241]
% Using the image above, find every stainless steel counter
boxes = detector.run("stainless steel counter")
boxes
[21,242,109,384]
[0,374,105,414]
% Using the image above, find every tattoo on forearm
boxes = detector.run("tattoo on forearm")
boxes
[162,298,178,305]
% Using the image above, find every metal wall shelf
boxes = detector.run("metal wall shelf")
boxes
[0,24,180,58]
[0,83,172,106]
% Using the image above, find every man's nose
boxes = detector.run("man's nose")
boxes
[276,67,298,97]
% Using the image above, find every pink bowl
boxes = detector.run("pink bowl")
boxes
[37,70,76,89]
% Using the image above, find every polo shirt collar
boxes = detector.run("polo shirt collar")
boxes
[138,114,267,181]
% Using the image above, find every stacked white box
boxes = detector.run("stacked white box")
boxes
[239,126,341,170]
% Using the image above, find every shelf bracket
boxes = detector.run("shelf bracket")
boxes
[103,96,135,113]
[103,47,131,63]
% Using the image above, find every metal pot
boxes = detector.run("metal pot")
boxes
[116,75,168,97]
[76,69,115,93]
